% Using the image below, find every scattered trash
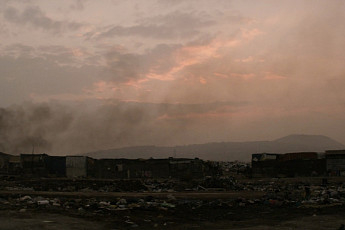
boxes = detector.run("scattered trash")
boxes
[37,200,49,205]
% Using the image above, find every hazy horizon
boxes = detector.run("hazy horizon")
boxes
[1,1,345,155]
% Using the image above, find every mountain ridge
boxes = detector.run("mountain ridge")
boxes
[83,134,345,162]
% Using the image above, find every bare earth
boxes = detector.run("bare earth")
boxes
[0,209,344,230]
[1,177,345,229]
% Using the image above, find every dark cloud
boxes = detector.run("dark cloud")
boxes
[0,100,245,155]
[103,49,145,83]
[3,6,84,33]
[0,102,73,154]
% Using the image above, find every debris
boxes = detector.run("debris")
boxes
[37,200,49,205]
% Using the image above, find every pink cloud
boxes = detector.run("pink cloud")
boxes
[213,72,229,78]
[146,38,240,81]
[230,73,256,80]
[199,77,207,84]
[241,28,263,40]
[263,72,286,80]
[234,56,265,63]
[157,111,235,121]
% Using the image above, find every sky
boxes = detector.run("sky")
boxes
[1,0,345,155]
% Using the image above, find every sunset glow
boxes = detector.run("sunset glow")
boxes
[1,0,345,154]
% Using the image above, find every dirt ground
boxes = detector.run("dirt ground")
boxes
[1,204,345,229]
[1,177,345,229]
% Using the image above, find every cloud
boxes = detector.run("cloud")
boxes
[263,72,286,80]
[0,54,100,106]
[103,48,146,83]
[88,11,216,40]
[0,102,73,154]
[2,44,96,67]
[102,44,180,83]
[0,100,246,154]
[70,0,87,11]
[3,6,84,33]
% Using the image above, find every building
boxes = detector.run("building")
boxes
[44,156,66,177]
[66,156,96,178]
[8,155,21,174]
[251,152,327,178]
[20,154,48,176]
[279,152,318,162]
[326,150,345,176]
[0,152,10,174]
[169,158,206,179]
[251,153,280,177]
[95,158,208,179]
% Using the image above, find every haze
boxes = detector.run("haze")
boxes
[1,0,345,155]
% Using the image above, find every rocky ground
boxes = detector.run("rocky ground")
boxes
[1,176,345,229]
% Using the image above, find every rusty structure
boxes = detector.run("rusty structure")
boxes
[326,150,345,176]
[251,151,331,177]
[95,157,211,180]
[1,149,345,179]
[0,153,215,180]
[0,152,10,174]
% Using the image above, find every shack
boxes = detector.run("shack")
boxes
[20,154,48,176]
[279,152,318,162]
[251,153,280,177]
[326,150,345,176]
[66,156,96,178]
[0,152,10,174]
[44,156,66,177]
[169,158,205,179]
[95,158,208,179]
[8,155,21,174]
[95,159,127,179]
[96,158,170,179]
[279,159,326,177]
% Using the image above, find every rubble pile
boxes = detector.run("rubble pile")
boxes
[0,178,148,192]
[1,177,345,228]
[0,176,243,193]
[1,179,345,211]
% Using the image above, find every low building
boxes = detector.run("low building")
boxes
[251,153,280,177]
[279,159,326,177]
[66,156,96,178]
[8,155,21,174]
[95,158,209,179]
[0,152,11,174]
[169,158,206,179]
[95,158,132,179]
[279,152,318,162]
[44,156,66,177]
[326,150,345,176]
[20,154,48,176]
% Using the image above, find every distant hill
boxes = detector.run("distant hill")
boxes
[83,135,345,162]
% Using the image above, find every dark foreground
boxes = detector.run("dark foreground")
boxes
[1,177,345,229]
[1,201,345,229]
